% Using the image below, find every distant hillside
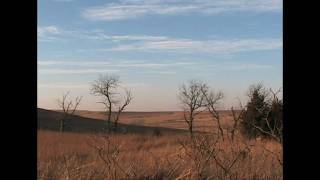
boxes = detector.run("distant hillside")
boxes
[38,108,188,134]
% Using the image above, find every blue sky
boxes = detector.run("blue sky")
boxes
[38,0,283,111]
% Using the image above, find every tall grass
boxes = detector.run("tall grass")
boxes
[38,130,282,179]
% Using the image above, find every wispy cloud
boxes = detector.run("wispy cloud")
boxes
[38,26,281,54]
[229,63,274,70]
[38,60,196,68]
[38,83,89,89]
[38,59,273,77]
[94,35,169,41]
[52,0,76,2]
[38,26,59,36]
[114,62,195,68]
[38,60,111,66]
[83,0,282,21]
[38,82,151,90]
[38,26,98,42]
[37,26,169,42]
[38,26,61,42]
[201,62,275,72]
[37,60,195,75]
[98,38,282,54]
[140,70,177,75]
[38,68,119,74]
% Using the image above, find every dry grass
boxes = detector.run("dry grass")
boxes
[38,130,282,180]
[72,110,235,133]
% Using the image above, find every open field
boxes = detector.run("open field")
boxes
[38,130,282,179]
[38,109,282,179]
[39,108,235,134]
[38,0,283,178]
[73,110,234,133]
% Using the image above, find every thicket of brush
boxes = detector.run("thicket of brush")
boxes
[38,129,282,180]
[38,83,283,179]
[241,84,283,143]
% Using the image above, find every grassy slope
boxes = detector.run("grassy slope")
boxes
[38,108,188,134]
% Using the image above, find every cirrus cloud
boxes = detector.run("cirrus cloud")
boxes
[38,68,119,74]
[97,38,282,54]
[83,0,282,21]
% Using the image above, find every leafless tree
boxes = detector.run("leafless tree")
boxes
[230,107,245,142]
[113,89,133,132]
[178,80,207,138]
[228,99,246,142]
[202,88,224,140]
[91,74,133,132]
[57,92,82,132]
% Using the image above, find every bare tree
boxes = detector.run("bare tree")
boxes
[202,88,224,140]
[57,92,82,132]
[227,98,246,142]
[178,80,207,138]
[113,89,133,132]
[230,107,245,142]
[91,74,133,132]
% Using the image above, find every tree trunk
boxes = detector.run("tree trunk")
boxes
[113,116,118,132]
[113,112,121,132]
[107,119,111,133]
[189,127,193,138]
[60,119,65,132]
[217,118,224,141]
[189,119,193,138]
[106,109,112,133]
[60,114,67,132]
[114,122,118,132]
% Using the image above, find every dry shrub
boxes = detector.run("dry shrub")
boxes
[38,130,282,180]
[177,133,265,180]
[152,128,162,137]
[241,84,283,142]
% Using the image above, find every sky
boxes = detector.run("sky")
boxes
[38,0,283,111]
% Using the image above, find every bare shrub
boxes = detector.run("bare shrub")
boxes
[241,84,283,143]
[38,130,282,180]
[178,133,252,180]
[91,74,133,132]
[178,80,207,138]
[178,134,219,179]
[56,92,82,132]
[231,86,283,168]
[230,106,245,142]
[152,128,162,137]
[86,134,133,179]
[201,87,224,140]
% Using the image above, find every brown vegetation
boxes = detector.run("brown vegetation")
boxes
[91,74,133,132]
[38,130,282,179]
[38,81,282,179]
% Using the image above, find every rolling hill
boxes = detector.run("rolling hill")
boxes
[37,108,188,134]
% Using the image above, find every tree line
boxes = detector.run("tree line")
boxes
[56,74,282,141]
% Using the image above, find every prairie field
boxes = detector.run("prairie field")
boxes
[38,0,283,178]
[38,109,282,180]
[72,110,234,133]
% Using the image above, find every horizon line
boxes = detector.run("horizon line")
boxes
[38,107,243,113]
